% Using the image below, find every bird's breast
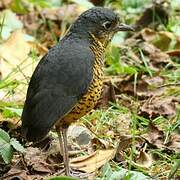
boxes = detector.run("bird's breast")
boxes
[59,40,104,127]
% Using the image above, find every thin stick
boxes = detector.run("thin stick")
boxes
[157,82,180,88]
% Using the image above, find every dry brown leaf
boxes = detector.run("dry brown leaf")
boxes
[139,42,157,55]
[141,28,158,42]
[115,135,144,162]
[136,76,165,98]
[24,147,52,173]
[0,30,31,78]
[2,168,30,180]
[115,135,132,162]
[143,123,165,149]
[149,50,172,71]
[142,76,164,86]
[28,41,48,55]
[96,82,116,109]
[0,0,12,8]
[91,137,111,149]
[143,124,180,153]
[41,5,86,22]
[139,97,177,119]
[136,150,153,169]
[134,1,169,31]
[153,31,174,51]
[166,49,180,57]
[21,11,39,32]
[70,149,115,173]
[140,28,180,51]
[116,74,165,98]
[166,134,180,153]
[0,30,39,101]
[0,115,21,128]
[138,41,173,71]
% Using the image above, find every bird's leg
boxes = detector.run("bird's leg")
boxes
[56,128,63,155]
[56,126,90,178]
[62,128,91,178]
[56,126,70,176]
[61,127,70,176]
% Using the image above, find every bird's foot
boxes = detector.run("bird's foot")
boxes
[67,168,90,178]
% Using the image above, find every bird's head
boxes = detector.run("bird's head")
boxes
[70,7,134,47]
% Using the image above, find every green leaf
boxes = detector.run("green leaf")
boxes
[168,160,180,179]
[28,0,53,8]
[47,176,79,180]
[102,163,113,179]
[10,138,25,153]
[4,107,23,117]
[0,128,10,143]
[10,0,29,14]
[104,167,153,180]
[123,65,137,75]
[0,143,13,164]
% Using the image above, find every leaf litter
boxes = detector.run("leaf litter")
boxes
[139,96,178,119]
[143,123,180,153]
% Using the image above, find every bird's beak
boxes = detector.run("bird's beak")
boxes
[115,23,135,32]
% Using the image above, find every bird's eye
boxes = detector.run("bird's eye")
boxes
[102,21,112,30]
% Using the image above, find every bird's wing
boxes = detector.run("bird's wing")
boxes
[21,41,94,142]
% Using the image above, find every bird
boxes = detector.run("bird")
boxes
[21,7,134,176]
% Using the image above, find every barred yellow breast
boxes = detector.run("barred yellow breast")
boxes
[59,36,105,127]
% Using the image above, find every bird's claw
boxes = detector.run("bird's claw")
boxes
[68,168,90,178]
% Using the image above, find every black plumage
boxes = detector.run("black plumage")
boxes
[21,38,94,141]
